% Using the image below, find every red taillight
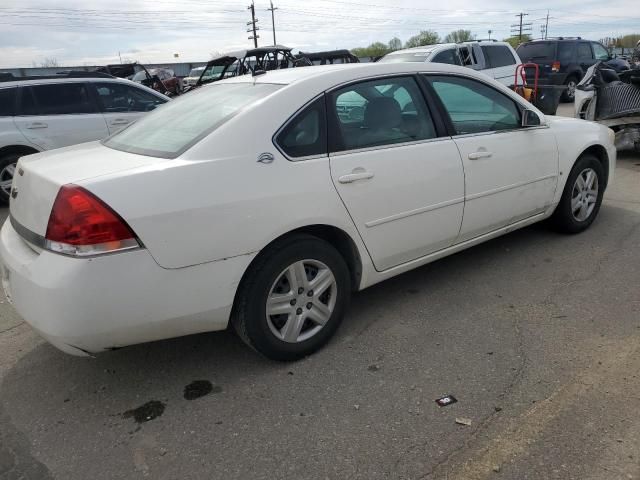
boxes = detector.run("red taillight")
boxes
[552,61,561,73]
[45,185,139,256]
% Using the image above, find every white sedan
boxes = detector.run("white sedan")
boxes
[0,62,615,360]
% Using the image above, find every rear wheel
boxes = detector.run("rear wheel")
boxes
[0,154,20,204]
[551,154,604,233]
[561,75,579,102]
[232,234,351,361]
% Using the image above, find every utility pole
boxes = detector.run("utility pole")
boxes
[544,10,550,40]
[511,12,532,41]
[247,1,259,48]
[540,25,546,40]
[267,1,278,46]
[488,29,492,40]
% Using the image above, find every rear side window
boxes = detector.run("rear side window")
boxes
[93,83,166,112]
[577,43,593,59]
[0,87,16,116]
[328,76,437,152]
[276,97,327,159]
[558,42,576,62]
[592,43,609,61]
[104,82,282,158]
[432,49,461,66]
[516,42,556,60]
[481,46,516,68]
[20,83,97,115]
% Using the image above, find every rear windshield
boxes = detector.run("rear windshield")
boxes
[378,51,433,63]
[516,42,556,60]
[104,82,282,158]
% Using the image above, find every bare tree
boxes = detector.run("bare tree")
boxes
[39,57,60,68]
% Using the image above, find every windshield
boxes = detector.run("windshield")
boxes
[132,70,153,81]
[516,42,556,60]
[104,83,282,158]
[378,51,432,63]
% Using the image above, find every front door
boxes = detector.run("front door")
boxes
[327,75,465,271]
[90,82,167,135]
[426,74,559,242]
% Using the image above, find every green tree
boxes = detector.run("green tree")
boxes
[444,29,474,43]
[404,30,440,48]
[388,37,402,51]
[351,42,391,60]
[616,34,640,48]
[503,34,532,49]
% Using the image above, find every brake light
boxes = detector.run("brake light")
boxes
[45,185,139,256]
[552,61,561,73]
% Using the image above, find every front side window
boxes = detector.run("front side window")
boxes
[428,75,521,135]
[93,83,166,112]
[20,83,97,115]
[329,76,437,152]
[104,82,282,158]
[592,43,609,61]
[577,43,593,59]
[481,46,516,68]
[275,97,326,158]
[432,49,461,66]
[0,87,16,116]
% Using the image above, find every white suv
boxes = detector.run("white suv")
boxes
[0,72,168,202]
[379,40,522,87]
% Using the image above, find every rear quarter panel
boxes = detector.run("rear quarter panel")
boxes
[81,92,366,270]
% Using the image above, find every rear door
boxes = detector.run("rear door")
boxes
[327,75,465,271]
[13,82,109,150]
[90,82,167,134]
[481,45,519,86]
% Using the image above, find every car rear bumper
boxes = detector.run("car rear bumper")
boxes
[0,219,255,356]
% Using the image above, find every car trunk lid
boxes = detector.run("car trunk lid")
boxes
[9,141,168,237]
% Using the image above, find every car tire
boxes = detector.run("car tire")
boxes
[0,154,20,204]
[561,74,580,103]
[232,234,351,361]
[551,154,605,234]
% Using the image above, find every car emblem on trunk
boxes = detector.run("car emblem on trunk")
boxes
[18,167,24,176]
[10,187,18,199]
[257,152,275,164]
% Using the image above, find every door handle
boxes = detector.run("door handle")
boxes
[468,151,493,160]
[26,122,47,129]
[110,119,130,126]
[338,170,374,184]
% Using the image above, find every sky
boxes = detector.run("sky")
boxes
[0,0,638,68]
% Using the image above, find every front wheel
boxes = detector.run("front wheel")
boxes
[561,75,579,103]
[232,234,351,361]
[551,154,604,233]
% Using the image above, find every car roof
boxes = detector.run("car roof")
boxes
[0,76,165,95]
[219,61,487,87]
[386,40,512,55]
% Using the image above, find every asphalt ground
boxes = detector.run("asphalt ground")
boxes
[1,103,639,479]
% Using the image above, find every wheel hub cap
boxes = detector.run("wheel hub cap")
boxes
[266,259,337,343]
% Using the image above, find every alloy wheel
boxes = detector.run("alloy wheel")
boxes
[571,168,599,222]
[0,162,16,197]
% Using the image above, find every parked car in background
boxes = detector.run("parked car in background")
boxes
[297,49,359,65]
[0,62,615,360]
[183,66,208,87]
[186,46,311,91]
[132,68,182,95]
[378,41,522,86]
[0,72,168,202]
[516,37,614,102]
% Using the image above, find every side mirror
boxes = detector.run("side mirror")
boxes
[522,109,542,127]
